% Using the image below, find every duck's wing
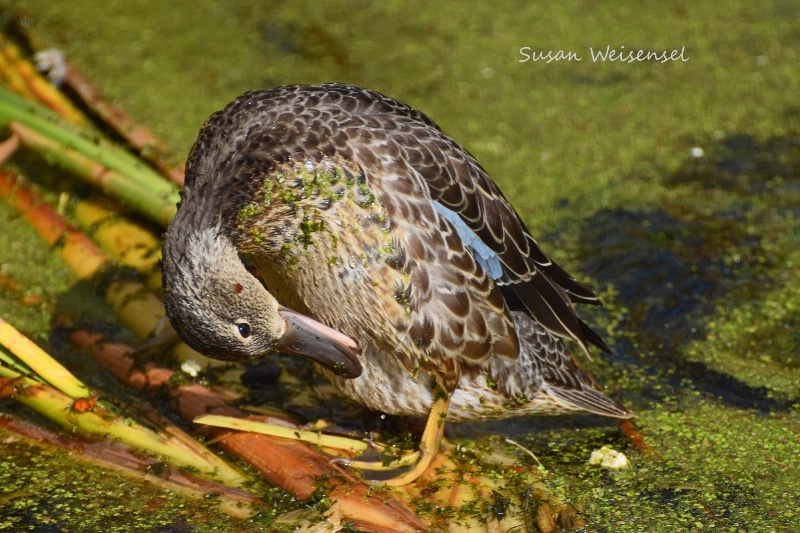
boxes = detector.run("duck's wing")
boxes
[199,83,608,358]
[302,84,610,355]
[352,112,609,356]
[302,85,600,300]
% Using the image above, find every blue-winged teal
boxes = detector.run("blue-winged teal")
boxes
[162,83,632,485]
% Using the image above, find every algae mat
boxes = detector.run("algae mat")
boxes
[1,1,798,531]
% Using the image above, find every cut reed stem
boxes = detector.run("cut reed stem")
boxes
[73,195,163,290]
[48,59,186,186]
[0,316,90,399]
[8,120,176,227]
[0,88,179,226]
[8,25,186,186]
[0,35,86,125]
[0,169,110,278]
[194,413,370,453]
[0,366,249,489]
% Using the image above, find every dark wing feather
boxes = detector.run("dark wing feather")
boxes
[356,109,606,354]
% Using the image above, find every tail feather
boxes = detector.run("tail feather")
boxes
[544,384,633,419]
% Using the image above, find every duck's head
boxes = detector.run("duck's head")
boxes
[161,225,362,378]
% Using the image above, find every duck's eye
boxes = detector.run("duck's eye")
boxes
[236,322,251,338]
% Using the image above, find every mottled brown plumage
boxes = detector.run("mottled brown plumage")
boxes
[162,83,631,483]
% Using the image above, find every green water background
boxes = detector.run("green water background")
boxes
[0,1,798,531]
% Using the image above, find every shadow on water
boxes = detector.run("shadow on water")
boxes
[578,133,800,413]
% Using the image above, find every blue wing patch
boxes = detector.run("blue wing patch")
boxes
[432,201,504,280]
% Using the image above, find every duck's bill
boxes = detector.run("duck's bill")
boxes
[276,306,362,378]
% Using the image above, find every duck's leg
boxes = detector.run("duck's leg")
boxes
[336,395,451,486]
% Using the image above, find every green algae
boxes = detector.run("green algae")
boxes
[662,134,800,400]
[530,398,800,532]
[0,195,72,341]
[686,285,800,398]
[0,428,321,532]
[237,201,261,221]
[239,162,392,260]
[1,440,193,532]
[1,0,799,530]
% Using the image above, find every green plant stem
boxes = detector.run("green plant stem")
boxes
[10,122,176,226]
[0,316,91,399]
[0,366,250,489]
[0,88,179,226]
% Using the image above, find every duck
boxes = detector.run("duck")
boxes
[161,83,632,485]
